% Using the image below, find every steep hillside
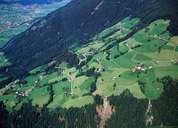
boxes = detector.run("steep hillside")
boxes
[0,0,178,127]
[0,16,178,127]
[0,0,178,83]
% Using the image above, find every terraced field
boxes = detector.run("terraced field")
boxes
[0,17,178,110]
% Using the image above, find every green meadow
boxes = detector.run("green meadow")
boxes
[0,17,178,109]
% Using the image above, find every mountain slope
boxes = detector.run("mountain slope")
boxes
[0,1,178,127]
[0,16,178,127]
[1,0,178,83]
[0,0,62,5]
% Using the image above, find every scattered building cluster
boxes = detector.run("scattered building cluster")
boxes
[15,91,27,97]
[78,54,87,66]
[131,64,146,73]
[78,52,93,66]
[95,66,105,74]
[131,64,153,73]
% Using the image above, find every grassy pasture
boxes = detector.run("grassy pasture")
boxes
[133,53,152,61]
[115,51,137,68]
[94,70,145,98]
[29,86,50,107]
[40,72,59,85]
[127,38,142,49]
[79,76,96,91]
[154,65,178,79]
[0,18,178,110]
[47,81,70,108]
[29,65,47,74]
[0,94,18,110]
[94,67,143,97]
[138,70,163,100]
[25,75,39,85]
[147,19,169,35]
[145,49,178,60]
[62,96,94,109]
[113,83,145,99]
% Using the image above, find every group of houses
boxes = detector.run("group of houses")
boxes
[131,64,153,73]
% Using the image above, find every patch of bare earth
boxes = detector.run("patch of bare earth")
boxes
[96,97,115,128]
